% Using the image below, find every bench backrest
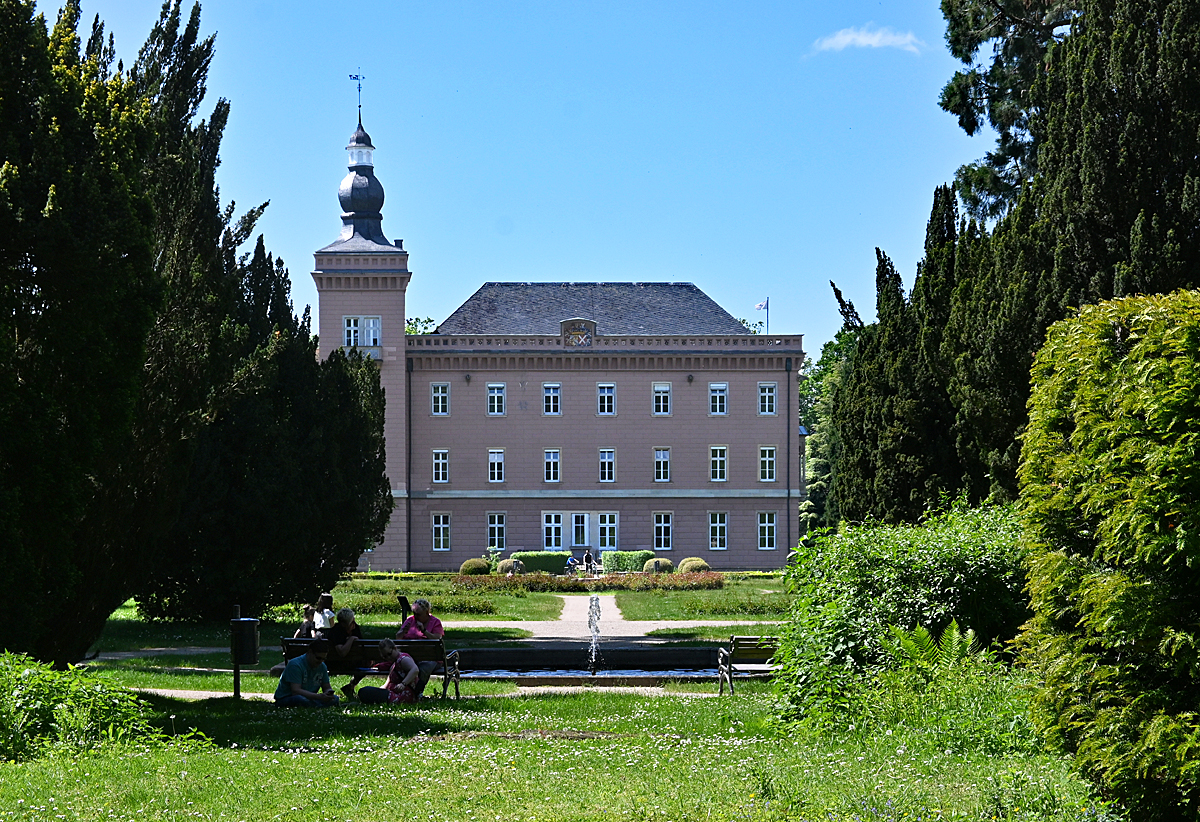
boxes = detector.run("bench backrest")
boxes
[728,635,779,662]
[281,637,448,670]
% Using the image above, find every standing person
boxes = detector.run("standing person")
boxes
[396,598,444,697]
[293,605,316,639]
[313,593,335,637]
[327,607,366,699]
[582,548,595,576]
[274,639,340,707]
[357,638,420,705]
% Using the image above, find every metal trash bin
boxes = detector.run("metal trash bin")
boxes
[230,617,260,665]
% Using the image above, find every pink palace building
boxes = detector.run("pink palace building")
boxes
[312,121,806,571]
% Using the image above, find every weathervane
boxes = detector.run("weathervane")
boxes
[349,68,365,122]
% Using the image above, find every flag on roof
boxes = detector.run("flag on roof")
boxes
[755,298,769,311]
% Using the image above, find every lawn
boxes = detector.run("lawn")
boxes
[615,577,791,621]
[0,681,1115,821]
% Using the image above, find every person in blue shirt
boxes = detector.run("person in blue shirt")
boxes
[275,638,340,707]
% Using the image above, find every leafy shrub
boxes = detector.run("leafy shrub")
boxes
[449,572,724,593]
[459,557,490,575]
[678,557,710,573]
[773,502,1026,723]
[601,550,655,573]
[509,551,570,574]
[496,558,522,575]
[0,653,159,761]
[1019,291,1200,817]
[642,557,674,573]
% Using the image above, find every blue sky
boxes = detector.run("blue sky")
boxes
[46,0,990,355]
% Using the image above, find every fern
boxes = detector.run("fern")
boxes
[884,620,982,681]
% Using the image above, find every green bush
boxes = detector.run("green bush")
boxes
[0,653,159,761]
[509,551,570,574]
[459,557,490,575]
[773,502,1027,723]
[1019,290,1200,817]
[678,557,710,573]
[601,550,655,573]
[496,558,522,575]
[642,557,674,573]
[449,571,724,593]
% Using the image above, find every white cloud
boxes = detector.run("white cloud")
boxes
[814,24,924,55]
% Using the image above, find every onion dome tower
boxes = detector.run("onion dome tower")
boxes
[311,117,411,570]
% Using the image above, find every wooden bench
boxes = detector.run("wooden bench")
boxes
[717,635,779,695]
[280,637,461,699]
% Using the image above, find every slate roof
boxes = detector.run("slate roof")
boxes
[435,282,752,336]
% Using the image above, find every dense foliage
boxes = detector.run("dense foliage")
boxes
[774,503,1026,723]
[600,550,656,573]
[458,557,490,575]
[1019,291,1200,819]
[508,551,571,575]
[0,2,391,657]
[0,653,159,761]
[449,571,725,592]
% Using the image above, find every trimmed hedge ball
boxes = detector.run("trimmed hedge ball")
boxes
[642,557,674,574]
[678,557,710,573]
[459,557,491,575]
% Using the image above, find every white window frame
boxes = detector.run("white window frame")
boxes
[543,512,564,550]
[710,446,727,482]
[488,449,505,483]
[598,449,615,483]
[652,382,671,416]
[654,512,673,551]
[544,449,561,483]
[758,382,777,416]
[572,513,589,547]
[598,512,618,550]
[759,446,777,482]
[487,512,506,551]
[343,315,381,347]
[432,513,451,552]
[432,449,449,483]
[709,382,728,416]
[654,448,671,482]
[597,383,616,416]
[758,511,777,550]
[431,383,450,416]
[709,511,728,551]
[543,383,561,416]
[487,383,506,416]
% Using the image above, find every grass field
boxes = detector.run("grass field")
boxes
[0,681,1115,821]
[615,577,791,621]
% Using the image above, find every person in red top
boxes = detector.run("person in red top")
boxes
[396,598,443,697]
[358,639,419,705]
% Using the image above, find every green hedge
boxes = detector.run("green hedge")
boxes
[601,550,655,573]
[774,502,1026,723]
[1019,290,1200,817]
[450,572,724,592]
[509,551,570,574]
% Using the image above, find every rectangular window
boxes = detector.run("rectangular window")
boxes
[543,383,561,415]
[544,449,560,483]
[654,512,673,551]
[431,383,449,415]
[343,316,381,347]
[597,384,615,415]
[598,449,615,482]
[709,512,728,550]
[432,449,449,483]
[758,511,777,550]
[759,446,777,482]
[487,513,506,551]
[598,513,618,549]
[487,383,506,416]
[488,449,505,483]
[709,383,728,415]
[432,513,451,552]
[653,383,671,415]
[710,446,727,482]
[758,382,777,415]
[572,513,588,546]
[654,448,671,482]
[544,513,563,550]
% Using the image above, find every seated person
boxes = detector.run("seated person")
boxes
[274,638,339,708]
[327,607,367,699]
[358,638,420,705]
[566,555,580,574]
[396,598,444,697]
[294,605,316,639]
[312,593,335,637]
